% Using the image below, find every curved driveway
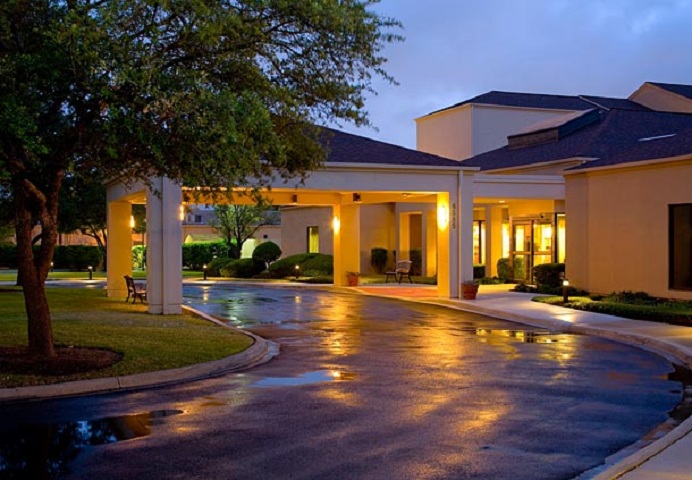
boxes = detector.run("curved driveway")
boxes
[0,284,684,479]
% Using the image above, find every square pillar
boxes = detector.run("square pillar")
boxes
[146,177,183,314]
[424,209,437,277]
[459,172,475,288]
[486,205,505,277]
[333,203,361,286]
[106,201,133,298]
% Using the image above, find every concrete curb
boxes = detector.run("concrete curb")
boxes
[0,306,276,403]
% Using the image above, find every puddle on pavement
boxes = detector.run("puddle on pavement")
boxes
[252,370,357,387]
[474,328,568,343]
[0,409,182,479]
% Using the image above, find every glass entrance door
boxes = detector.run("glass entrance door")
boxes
[510,218,555,283]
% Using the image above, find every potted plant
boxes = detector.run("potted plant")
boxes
[346,271,361,286]
[461,280,479,300]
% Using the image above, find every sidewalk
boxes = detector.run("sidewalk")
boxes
[355,283,692,480]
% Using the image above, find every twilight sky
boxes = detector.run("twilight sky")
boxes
[337,0,692,149]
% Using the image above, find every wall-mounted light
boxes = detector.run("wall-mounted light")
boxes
[332,215,340,234]
[129,215,135,229]
[437,204,449,230]
[352,193,361,203]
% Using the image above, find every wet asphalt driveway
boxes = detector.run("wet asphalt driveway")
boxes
[0,284,686,479]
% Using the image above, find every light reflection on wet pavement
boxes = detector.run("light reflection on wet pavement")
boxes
[0,284,688,479]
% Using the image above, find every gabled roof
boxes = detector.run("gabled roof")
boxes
[424,91,649,117]
[323,128,461,167]
[461,109,692,172]
[648,82,692,101]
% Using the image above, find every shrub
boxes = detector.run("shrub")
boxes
[0,244,18,268]
[497,258,511,282]
[473,264,485,279]
[182,241,227,270]
[514,256,526,281]
[532,263,565,288]
[52,245,103,270]
[269,253,333,278]
[132,245,146,270]
[605,290,659,305]
[252,241,282,269]
[370,247,388,274]
[220,258,264,278]
[206,257,233,277]
[410,248,422,275]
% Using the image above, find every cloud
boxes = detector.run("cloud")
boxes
[338,0,692,150]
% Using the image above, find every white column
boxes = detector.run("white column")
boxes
[424,208,437,277]
[146,177,183,314]
[106,201,132,298]
[486,205,504,277]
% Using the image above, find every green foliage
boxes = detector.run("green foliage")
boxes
[252,241,282,269]
[513,256,526,281]
[212,205,270,259]
[269,253,334,278]
[497,258,512,282]
[532,263,566,288]
[473,264,486,279]
[182,241,227,270]
[410,249,422,275]
[52,246,103,271]
[370,247,388,274]
[206,257,234,277]
[132,246,147,270]
[604,290,659,305]
[534,295,692,327]
[220,258,264,279]
[0,245,18,268]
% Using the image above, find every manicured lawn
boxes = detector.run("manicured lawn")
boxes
[534,294,692,326]
[0,269,204,282]
[0,287,253,388]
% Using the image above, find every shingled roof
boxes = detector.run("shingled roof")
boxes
[425,91,649,116]
[323,128,462,167]
[461,109,692,172]
[649,82,692,101]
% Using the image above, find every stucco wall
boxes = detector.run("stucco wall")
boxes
[472,106,575,157]
[359,203,396,273]
[280,206,333,257]
[415,107,473,160]
[565,160,692,300]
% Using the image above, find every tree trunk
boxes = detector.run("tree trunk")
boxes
[14,176,61,357]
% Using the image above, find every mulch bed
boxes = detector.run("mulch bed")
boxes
[0,346,122,376]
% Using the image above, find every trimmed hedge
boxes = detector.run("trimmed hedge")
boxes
[532,263,565,288]
[220,258,264,278]
[182,241,227,270]
[206,257,233,277]
[473,264,486,279]
[370,247,388,274]
[252,241,282,269]
[0,244,103,270]
[410,248,422,276]
[497,258,511,282]
[269,253,333,278]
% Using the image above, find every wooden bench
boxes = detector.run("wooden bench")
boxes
[385,260,413,284]
[124,275,147,304]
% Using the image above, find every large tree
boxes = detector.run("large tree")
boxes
[0,0,401,357]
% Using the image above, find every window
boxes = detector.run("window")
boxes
[670,204,692,290]
[307,226,319,253]
[473,220,485,264]
[194,215,202,223]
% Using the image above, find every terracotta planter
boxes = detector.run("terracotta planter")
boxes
[347,275,360,286]
[461,283,479,300]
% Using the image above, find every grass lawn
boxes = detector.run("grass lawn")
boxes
[0,269,204,282]
[534,294,692,326]
[0,287,253,388]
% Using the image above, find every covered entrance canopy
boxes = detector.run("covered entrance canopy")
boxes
[105,130,565,314]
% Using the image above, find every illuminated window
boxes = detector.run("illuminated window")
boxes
[556,213,566,263]
[307,226,319,253]
[502,222,510,258]
[473,220,486,264]
[670,204,692,290]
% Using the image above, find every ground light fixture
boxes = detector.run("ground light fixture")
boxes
[562,278,569,303]
[294,265,300,279]
[87,265,93,280]
[203,264,208,281]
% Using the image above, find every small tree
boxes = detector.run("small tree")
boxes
[211,205,269,259]
[253,241,282,270]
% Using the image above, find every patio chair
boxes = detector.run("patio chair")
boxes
[124,275,147,304]
[385,260,413,284]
